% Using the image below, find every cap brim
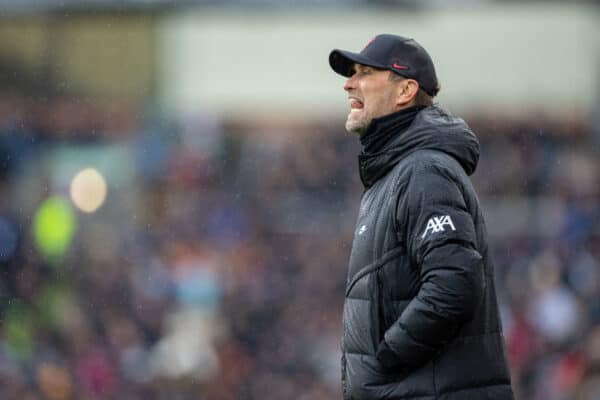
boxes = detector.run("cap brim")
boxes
[329,49,387,77]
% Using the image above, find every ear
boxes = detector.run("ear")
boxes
[396,79,419,107]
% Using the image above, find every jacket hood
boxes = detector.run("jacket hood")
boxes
[358,104,480,188]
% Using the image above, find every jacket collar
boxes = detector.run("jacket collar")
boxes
[358,104,480,189]
[359,106,425,154]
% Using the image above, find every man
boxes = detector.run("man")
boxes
[329,34,514,399]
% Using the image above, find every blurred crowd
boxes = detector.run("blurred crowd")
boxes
[0,91,599,399]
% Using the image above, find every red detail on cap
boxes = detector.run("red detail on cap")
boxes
[393,63,409,70]
[362,37,376,51]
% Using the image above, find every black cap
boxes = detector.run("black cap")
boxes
[329,34,439,96]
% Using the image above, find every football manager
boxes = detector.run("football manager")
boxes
[329,34,514,399]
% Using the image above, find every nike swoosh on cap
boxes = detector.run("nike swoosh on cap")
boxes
[392,63,409,70]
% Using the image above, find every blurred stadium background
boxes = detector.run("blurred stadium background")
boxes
[0,0,599,399]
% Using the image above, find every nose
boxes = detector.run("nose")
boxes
[343,75,356,92]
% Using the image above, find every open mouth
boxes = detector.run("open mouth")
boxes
[349,98,364,112]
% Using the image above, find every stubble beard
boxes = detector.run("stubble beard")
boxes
[345,111,370,136]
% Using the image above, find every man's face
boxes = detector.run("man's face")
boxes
[343,64,400,136]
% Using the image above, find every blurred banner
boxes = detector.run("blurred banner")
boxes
[158,4,600,119]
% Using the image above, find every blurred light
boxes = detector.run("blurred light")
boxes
[36,362,73,400]
[33,197,77,265]
[70,168,108,213]
[4,300,36,359]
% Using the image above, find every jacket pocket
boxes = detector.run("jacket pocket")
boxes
[376,250,411,337]
[370,272,382,352]
[376,269,390,342]
[345,246,404,297]
[344,246,405,355]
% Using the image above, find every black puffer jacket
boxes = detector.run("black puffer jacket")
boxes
[341,105,514,400]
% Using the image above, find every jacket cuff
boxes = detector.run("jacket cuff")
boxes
[376,339,403,370]
[384,322,438,367]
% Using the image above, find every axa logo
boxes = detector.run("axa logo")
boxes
[421,215,456,238]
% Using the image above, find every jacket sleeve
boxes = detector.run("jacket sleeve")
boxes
[377,160,485,371]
